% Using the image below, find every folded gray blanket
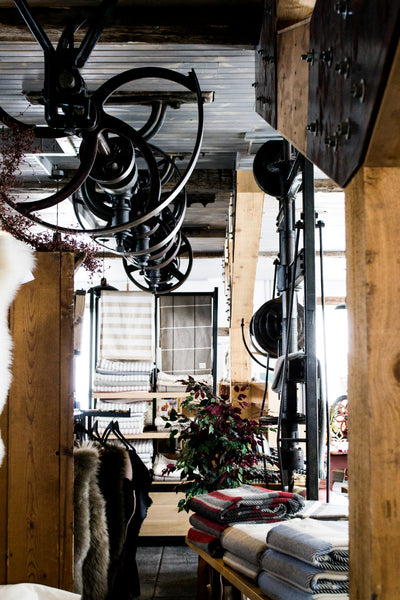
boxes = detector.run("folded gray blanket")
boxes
[221,522,278,565]
[258,571,349,600]
[266,518,348,571]
[261,549,349,594]
[223,551,260,582]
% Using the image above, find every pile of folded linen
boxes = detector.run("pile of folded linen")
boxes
[156,371,213,393]
[93,359,153,393]
[152,453,184,482]
[94,290,155,393]
[95,399,149,436]
[258,518,349,600]
[130,439,154,470]
[186,485,305,559]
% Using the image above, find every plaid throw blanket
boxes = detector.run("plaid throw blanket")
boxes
[266,518,349,571]
[188,485,305,524]
[187,527,223,557]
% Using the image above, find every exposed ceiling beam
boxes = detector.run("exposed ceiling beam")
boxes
[25,90,215,108]
[0,2,264,46]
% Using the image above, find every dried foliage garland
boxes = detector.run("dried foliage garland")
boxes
[0,125,102,276]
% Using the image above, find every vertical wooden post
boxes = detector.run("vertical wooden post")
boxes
[0,252,74,590]
[230,171,265,385]
[345,167,400,599]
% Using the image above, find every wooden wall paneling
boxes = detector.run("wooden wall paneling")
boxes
[345,167,400,599]
[255,0,278,129]
[306,0,400,187]
[276,19,310,155]
[365,37,400,168]
[230,172,265,384]
[5,252,74,589]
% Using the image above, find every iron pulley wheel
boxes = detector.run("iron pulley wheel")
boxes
[249,296,305,358]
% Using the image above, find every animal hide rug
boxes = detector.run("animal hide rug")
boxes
[74,442,110,600]
[0,232,35,466]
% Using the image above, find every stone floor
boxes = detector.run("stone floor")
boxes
[136,545,199,599]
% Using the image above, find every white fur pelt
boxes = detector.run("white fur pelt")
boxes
[0,231,36,466]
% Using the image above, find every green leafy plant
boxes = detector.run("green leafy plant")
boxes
[163,376,264,512]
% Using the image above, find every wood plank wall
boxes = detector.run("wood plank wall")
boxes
[0,252,74,590]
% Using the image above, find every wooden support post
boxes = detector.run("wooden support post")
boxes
[0,252,74,590]
[345,167,400,599]
[230,171,265,385]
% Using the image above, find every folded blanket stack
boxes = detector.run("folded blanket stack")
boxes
[187,485,305,561]
[152,453,184,482]
[130,439,154,469]
[93,359,153,393]
[258,518,349,600]
[95,398,149,436]
[221,522,279,582]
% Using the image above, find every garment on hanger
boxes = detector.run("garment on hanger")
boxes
[73,442,109,600]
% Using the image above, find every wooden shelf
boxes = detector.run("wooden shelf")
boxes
[186,539,272,600]
[92,391,190,399]
[105,431,171,440]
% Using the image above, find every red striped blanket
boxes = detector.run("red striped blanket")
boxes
[188,485,305,524]
[187,527,223,557]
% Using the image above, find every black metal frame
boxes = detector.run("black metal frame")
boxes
[250,141,321,499]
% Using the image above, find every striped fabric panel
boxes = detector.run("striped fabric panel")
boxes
[98,291,154,361]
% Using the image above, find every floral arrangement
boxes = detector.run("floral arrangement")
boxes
[0,124,102,276]
[163,376,265,512]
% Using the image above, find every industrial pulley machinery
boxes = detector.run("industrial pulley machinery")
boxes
[247,139,329,500]
[0,0,204,294]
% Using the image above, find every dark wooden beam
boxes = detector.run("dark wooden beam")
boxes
[14,169,234,194]
[25,90,215,108]
[0,3,264,46]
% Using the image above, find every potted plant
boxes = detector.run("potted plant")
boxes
[163,376,265,512]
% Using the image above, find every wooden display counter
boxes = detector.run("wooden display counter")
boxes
[186,539,272,600]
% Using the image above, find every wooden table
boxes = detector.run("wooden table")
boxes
[186,539,272,600]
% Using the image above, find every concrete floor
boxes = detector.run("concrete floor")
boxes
[136,546,199,599]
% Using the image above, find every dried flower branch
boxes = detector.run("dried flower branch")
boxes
[0,124,102,276]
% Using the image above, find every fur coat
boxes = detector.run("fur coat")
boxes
[73,442,110,600]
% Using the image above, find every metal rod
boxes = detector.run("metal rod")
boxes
[318,220,331,502]
[302,156,319,500]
